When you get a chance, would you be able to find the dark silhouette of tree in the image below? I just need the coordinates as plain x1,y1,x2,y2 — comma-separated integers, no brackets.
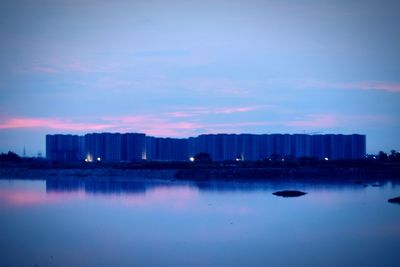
0,151,21,162
389,150,400,161
193,152,212,162
378,151,388,160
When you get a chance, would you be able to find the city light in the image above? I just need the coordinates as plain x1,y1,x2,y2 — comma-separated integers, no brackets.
189,157,195,162
97,157,101,161
324,157,329,161
85,153,93,163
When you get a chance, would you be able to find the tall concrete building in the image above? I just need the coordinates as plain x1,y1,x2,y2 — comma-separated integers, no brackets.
146,137,188,161
46,133,366,162
125,133,146,161
46,134,84,162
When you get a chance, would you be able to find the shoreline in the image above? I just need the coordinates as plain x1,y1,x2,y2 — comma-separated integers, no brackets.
1,161,399,181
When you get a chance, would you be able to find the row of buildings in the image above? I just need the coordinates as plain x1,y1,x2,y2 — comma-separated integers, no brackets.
46,133,366,162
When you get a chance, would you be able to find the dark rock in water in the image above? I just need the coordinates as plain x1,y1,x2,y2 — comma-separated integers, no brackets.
388,197,400,204
273,190,307,197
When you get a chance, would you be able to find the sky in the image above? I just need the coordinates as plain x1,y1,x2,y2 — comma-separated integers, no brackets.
0,0,399,156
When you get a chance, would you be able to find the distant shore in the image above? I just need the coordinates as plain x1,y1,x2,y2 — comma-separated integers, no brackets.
1,160,399,181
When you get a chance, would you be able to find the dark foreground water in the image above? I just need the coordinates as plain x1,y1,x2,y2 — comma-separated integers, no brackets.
0,177,400,267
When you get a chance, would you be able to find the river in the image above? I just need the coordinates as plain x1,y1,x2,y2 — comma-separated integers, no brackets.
0,177,399,266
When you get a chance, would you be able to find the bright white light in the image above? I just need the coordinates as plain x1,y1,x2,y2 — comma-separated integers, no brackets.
97,157,101,161
189,157,195,162
86,153,93,163
324,157,329,161
373,156,376,159
236,158,241,161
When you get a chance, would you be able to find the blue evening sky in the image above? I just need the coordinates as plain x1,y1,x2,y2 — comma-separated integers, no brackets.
0,0,399,156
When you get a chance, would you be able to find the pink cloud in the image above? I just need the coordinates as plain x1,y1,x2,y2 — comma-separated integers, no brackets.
31,66,58,74
166,105,267,118
285,114,389,128
0,114,271,137
300,80,400,93
0,114,336,136
174,78,253,98
0,115,200,137
286,114,340,128
166,111,195,118
0,118,113,131
352,81,400,92
217,106,259,114
28,58,121,75
165,107,210,118
64,62,89,72
204,121,274,129
0,110,385,138
101,115,200,137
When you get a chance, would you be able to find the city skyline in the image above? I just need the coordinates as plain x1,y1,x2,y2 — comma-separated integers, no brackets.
46,132,366,162
1,0,399,155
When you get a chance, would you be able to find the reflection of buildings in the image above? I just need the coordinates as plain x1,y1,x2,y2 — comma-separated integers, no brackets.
46,133,366,162
45,178,362,195
46,178,147,194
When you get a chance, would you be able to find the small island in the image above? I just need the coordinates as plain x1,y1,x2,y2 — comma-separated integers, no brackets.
273,190,307,197
388,197,400,204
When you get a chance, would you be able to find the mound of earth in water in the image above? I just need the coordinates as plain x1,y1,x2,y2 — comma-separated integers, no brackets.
388,197,400,204
273,190,307,197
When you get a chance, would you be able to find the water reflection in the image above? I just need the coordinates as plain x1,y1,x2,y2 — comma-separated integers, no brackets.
44,177,391,195
1,178,400,267
47,178,148,194
1,178,398,209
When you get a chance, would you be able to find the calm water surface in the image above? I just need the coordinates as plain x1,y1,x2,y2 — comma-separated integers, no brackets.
0,177,399,267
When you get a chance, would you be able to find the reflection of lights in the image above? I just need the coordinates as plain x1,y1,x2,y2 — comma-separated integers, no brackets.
281,158,285,162
189,157,195,162
373,156,376,159
324,157,329,161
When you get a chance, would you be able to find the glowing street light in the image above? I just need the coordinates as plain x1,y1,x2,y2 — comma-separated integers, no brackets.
189,157,195,162
85,153,93,163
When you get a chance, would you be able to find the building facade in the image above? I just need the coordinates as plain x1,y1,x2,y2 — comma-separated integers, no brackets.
46,134,85,162
46,133,366,162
